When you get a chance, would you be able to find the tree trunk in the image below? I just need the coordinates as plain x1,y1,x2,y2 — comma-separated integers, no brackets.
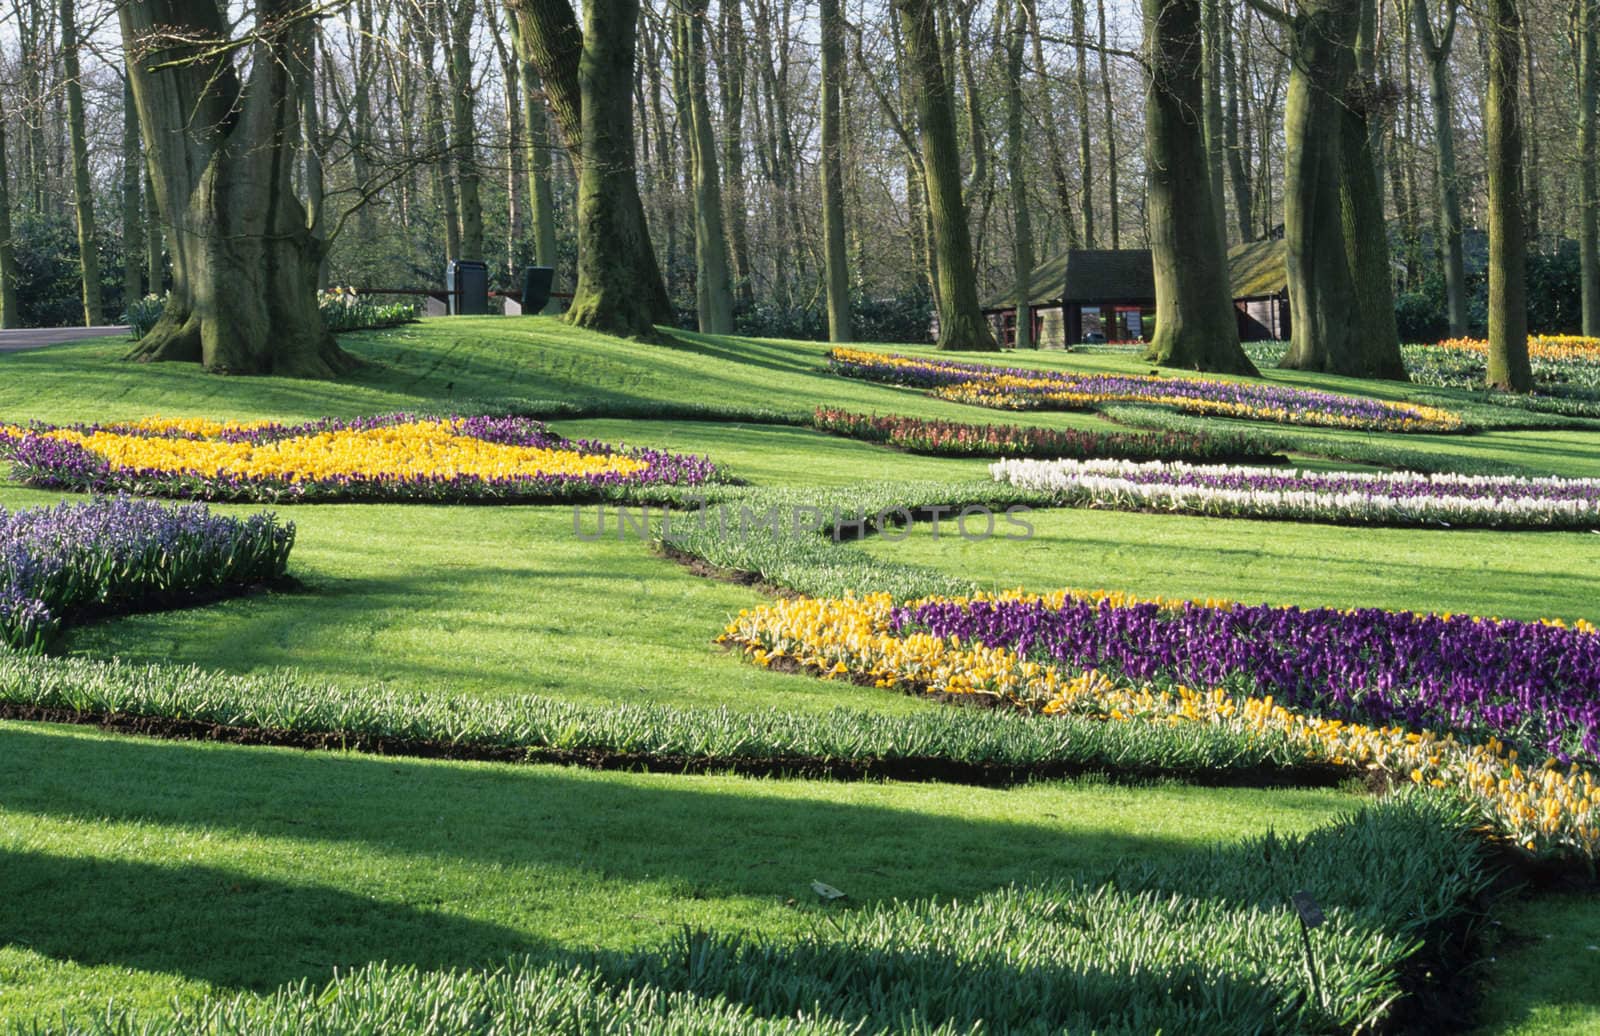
894,0,997,350
122,75,145,305
1581,0,1599,335
716,0,755,306
1412,0,1467,336
1278,0,1363,375
121,0,353,376
144,170,164,294
449,0,484,260
0,119,20,328
518,59,562,311
1097,0,1121,248
679,2,735,334
1486,0,1532,390
1223,0,1254,241
421,17,462,262
1145,0,1257,375
1201,0,1228,245
62,0,103,326
291,20,329,290
1073,0,1095,246
561,0,659,337
1006,0,1034,349
1521,21,1540,247
1342,0,1406,379
508,0,672,323
1027,0,1079,248
820,0,853,341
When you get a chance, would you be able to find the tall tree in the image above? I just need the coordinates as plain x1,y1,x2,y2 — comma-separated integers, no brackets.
1026,0,1079,248
513,53,561,310
1253,0,1401,377
122,76,144,304
1266,0,1361,373
819,0,853,341
0,118,19,328
1005,0,1034,347
122,0,353,375
568,0,659,335
448,0,485,260
61,0,103,326
1201,0,1228,244
420,4,462,261
678,0,735,333
1072,0,1095,245
1486,0,1532,390
507,0,673,326
1580,0,1600,335
715,0,755,305
1096,0,1120,247
893,0,996,349
1412,0,1468,335
1145,0,1258,374
1222,0,1255,241
1341,0,1406,378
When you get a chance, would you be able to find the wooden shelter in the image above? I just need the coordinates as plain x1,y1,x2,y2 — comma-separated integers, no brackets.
983,240,1290,348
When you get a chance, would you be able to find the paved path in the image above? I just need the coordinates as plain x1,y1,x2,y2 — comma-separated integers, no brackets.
0,326,130,352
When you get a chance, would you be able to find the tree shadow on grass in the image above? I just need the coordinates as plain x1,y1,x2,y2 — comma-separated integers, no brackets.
0,722,1349,1007
0,847,538,993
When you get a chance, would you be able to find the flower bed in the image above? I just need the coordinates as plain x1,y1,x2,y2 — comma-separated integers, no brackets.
826,346,1464,432
719,592,1600,858
1243,338,1600,418
991,456,1600,529
809,407,1280,463
895,589,1600,764
1,414,721,503
0,496,294,651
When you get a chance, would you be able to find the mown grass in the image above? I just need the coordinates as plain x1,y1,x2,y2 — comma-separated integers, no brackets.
1474,895,1600,1035
0,720,1354,1024
860,505,1600,624
3,322,1599,1032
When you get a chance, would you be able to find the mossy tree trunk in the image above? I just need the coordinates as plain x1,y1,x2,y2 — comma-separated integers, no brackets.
1412,0,1467,336
1580,0,1600,336
678,0,735,334
893,0,996,350
1486,0,1532,391
508,0,672,328
561,0,659,337
1096,0,1121,247
1275,0,1362,375
0,119,20,328
1005,0,1034,349
449,0,484,261
1201,0,1228,246
516,59,563,313
121,0,354,376
1341,0,1406,379
820,0,853,341
1072,0,1095,246
62,0,103,327
121,75,144,304
1144,0,1258,375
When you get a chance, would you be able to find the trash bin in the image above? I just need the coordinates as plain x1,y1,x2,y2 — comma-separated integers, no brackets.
520,266,554,315
446,259,488,316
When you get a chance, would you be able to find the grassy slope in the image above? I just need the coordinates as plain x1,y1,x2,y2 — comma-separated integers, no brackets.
859,508,1600,624
0,721,1353,1022
2,321,1598,1031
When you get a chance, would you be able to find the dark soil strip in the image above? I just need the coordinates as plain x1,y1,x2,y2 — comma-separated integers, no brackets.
0,702,1353,791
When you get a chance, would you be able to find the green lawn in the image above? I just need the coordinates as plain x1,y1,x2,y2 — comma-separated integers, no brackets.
1,321,1598,1032
0,721,1354,1023
858,506,1600,623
